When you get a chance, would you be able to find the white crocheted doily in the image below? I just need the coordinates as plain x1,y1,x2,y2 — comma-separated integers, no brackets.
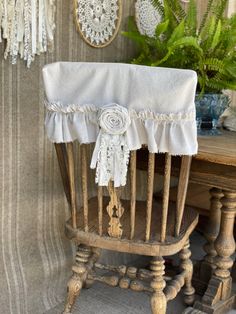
135,0,162,38
75,0,121,47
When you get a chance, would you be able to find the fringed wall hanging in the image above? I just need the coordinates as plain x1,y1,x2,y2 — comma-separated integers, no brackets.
74,0,122,48
135,0,162,38
0,0,56,67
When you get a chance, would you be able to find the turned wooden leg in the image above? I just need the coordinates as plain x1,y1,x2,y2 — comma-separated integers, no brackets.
193,188,223,296
84,247,101,289
213,190,236,300
180,240,195,306
203,188,223,267
194,190,236,313
150,257,167,314
63,245,91,314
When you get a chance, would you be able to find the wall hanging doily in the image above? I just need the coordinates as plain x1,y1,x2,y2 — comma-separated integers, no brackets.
74,0,122,48
135,0,162,38
0,0,56,68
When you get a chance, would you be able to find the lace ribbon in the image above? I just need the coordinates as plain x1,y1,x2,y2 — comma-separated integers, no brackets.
90,104,131,187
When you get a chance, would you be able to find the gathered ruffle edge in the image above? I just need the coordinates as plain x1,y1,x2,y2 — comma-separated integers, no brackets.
45,100,196,122
44,100,198,156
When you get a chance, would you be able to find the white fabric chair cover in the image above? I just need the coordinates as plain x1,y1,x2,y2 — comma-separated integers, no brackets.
43,62,198,187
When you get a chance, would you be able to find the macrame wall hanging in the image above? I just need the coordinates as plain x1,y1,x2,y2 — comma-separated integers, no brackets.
74,0,122,48
135,0,162,38
0,0,56,68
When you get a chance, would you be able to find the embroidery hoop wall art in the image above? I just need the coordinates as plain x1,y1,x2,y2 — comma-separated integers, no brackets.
74,0,122,48
135,0,162,38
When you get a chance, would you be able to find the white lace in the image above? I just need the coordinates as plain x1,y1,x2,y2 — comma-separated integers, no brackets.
135,0,163,38
90,104,131,187
0,0,56,67
76,0,119,46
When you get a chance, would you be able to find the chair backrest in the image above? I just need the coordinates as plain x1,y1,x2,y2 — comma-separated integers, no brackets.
43,62,198,243
55,141,192,242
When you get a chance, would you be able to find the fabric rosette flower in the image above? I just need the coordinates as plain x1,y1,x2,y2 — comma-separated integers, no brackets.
91,103,131,187
98,104,131,135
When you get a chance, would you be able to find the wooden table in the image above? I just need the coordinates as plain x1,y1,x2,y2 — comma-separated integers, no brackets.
188,130,236,314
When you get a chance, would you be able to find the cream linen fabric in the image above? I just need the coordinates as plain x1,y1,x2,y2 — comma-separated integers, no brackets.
43,62,198,155
43,62,198,187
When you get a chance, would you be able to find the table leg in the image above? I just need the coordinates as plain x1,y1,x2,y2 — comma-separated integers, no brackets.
203,188,223,266
193,188,222,295
193,190,236,313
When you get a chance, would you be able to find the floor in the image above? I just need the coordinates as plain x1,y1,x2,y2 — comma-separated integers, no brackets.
45,231,236,314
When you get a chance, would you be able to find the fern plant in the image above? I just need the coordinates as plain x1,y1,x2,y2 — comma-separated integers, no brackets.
122,0,236,95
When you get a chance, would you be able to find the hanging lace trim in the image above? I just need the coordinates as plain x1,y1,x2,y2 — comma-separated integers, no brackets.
91,132,130,187
0,0,56,67
90,104,131,187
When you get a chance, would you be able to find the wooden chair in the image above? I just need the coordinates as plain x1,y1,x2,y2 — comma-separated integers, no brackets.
43,62,199,314
54,143,198,314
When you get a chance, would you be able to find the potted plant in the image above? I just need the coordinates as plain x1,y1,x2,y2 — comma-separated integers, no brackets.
123,0,236,134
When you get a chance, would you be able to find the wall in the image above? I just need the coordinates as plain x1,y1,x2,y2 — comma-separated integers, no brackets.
0,1,135,313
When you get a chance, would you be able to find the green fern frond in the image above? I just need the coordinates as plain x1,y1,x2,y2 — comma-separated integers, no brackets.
167,19,185,46
210,20,222,50
122,31,146,45
169,36,202,54
212,0,228,23
199,15,215,45
162,0,179,29
225,61,236,78
152,36,203,66
155,19,169,37
204,58,226,74
186,0,197,36
207,77,236,91
132,53,153,66
123,0,236,93
151,0,165,19
199,0,215,33
165,0,186,20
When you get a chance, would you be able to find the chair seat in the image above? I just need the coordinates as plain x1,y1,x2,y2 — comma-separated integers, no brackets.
65,197,198,257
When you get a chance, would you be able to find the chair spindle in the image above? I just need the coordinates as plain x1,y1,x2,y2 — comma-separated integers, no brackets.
130,151,137,240
54,143,71,205
81,144,89,232
98,186,103,236
67,142,77,229
175,156,192,237
160,154,172,243
145,153,155,242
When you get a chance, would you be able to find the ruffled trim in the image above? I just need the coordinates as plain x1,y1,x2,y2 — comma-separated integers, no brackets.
45,100,195,122
44,101,198,156
45,101,98,113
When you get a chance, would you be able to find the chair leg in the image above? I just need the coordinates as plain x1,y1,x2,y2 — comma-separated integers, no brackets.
179,240,195,306
63,245,92,314
84,247,101,289
150,256,167,314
